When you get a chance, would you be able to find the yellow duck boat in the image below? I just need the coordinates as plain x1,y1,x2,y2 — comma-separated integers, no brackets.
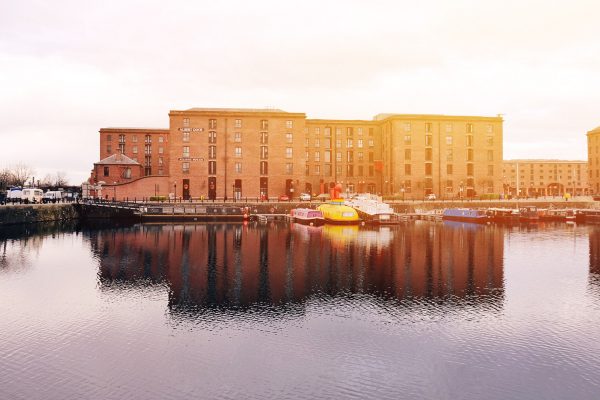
317,199,360,224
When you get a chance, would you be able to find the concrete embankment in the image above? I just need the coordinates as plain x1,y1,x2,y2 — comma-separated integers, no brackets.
0,204,79,226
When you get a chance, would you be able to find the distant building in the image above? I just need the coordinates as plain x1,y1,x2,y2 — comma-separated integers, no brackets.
88,108,504,200
502,160,589,197
587,126,600,194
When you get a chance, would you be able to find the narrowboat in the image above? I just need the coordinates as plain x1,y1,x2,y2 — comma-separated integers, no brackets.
538,209,576,222
486,207,520,223
290,208,325,226
317,200,360,224
519,206,539,222
442,208,489,224
575,209,600,223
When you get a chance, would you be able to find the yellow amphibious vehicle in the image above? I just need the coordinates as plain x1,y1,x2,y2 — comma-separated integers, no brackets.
317,199,360,224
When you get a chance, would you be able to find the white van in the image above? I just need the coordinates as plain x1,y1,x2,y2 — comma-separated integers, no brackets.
43,191,63,203
7,187,23,204
22,188,43,204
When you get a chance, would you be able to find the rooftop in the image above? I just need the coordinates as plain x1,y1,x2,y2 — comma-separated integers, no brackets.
95,153,140,166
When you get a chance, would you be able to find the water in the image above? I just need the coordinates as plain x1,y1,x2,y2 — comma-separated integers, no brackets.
1,221,599,399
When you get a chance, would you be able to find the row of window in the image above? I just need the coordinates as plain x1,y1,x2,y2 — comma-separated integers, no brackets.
402,134,494,147
182,161,281,176
305,138,374,148
305,164,375,177
308,151,374,163
402,122,494,134
403,164,495,177
182,118,293,130
180,146,293,159
106,134,164,143
400,149,494,162
306,127,374,137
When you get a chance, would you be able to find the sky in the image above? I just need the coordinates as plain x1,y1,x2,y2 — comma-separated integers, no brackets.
1,0,600,185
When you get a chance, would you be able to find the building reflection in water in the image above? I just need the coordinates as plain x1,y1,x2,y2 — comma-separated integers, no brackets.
588,226,600,290
91,221,505,312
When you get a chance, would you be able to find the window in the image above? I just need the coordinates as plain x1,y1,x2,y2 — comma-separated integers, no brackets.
285,163,293,174
336,152,342,162
158,147,163,154
347,151,354,162
183,118,189,127
347,127,353,136
404,135,411,145
336,127,342,136
425,163,432,175
305,164,310,176
467,163,474,176
314,152,320,162
118,142,125,154
285,147,293,158
286,132,293,143
488,165,494,176
314,138,320,147
358,165,364,176
132,135,138,142
466,135,473,146
260,120,268,130
182,162,190,174
234,132,241,142
158,157,163,166
357,139,363,148
106,134,112,142
405,164,411,175
324,138,331,149
208,161,216,175
425,135,433,146
447,164,453,174
260,161,268,175
133,145,138,154
446,136,453,145
103,166,109,176
315,165,321,175
404,123,411,132
158,168,163,175
145,135,152,144
445,124,453,133
144,144,151,155
358,152,364,161
324,150,331,162
235,119,242,128
183,132,190,142
486,135,494,146
368,139,374,147
466,123,473,133
336,165,342,175
346,164,354,177
209,145,216,159
324,127,331,136
260,132,268,144
425,148,432,161
261,146,268,159
446,149,453,162
425,122,432,132
405,149,411,160
335,139,341,148
286,120,293,129
369,166,374,176
487,150,494,161
158,136,164,143
347,138,353,148
209,119,217,129
183,146,190,158
118,134,125,143
235,162,242,173
235,146,242,158
487,124,493,133
467,148,474,161
209,131,217,144
368,152,374,162
315,127,320,135
357,127,363,135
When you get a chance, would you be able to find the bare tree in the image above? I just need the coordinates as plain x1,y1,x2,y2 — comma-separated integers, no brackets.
54,171,68,187
40,174,53,188
10,163,35,187
0,168,12,189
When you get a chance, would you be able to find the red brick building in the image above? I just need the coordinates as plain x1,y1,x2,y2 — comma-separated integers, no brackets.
88,107,504,200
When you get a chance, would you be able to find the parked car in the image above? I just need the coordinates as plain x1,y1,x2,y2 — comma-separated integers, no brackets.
43,191,63,203
299,193,311,201
22,188,43,204
425,193,437,200
7,187,23,204
278,194,290,201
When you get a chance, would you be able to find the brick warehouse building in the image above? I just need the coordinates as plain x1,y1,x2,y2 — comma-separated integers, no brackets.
89,108,503,200
502,160,590,197
587,125,600,194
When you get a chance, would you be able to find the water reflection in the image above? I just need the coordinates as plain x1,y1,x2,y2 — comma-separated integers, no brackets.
588,226,600,290
92,221,505,313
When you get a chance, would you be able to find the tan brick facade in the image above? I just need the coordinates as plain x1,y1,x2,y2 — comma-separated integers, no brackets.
89,108,505,200
503,160,589,197
588,126,600,194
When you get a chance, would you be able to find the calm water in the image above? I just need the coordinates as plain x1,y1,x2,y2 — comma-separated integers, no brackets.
1,220,599,400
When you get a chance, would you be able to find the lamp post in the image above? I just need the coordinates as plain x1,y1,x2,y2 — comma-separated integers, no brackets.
174,183,177,202
232,183,235,203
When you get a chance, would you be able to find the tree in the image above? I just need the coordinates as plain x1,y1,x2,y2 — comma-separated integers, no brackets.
0,168,12,189
54,171,68,187
10,163,35,187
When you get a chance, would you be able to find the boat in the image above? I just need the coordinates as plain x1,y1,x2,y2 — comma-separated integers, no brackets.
575,209,600,223
344,193,401,224
317,199,360,224
519,205,539,222
442,208,489,224
538,209,576,222
486,207,520,223
290,208,325,226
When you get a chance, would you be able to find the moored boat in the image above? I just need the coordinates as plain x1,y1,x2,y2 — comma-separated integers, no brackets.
575,209,600,223
442,208,489,224
317,200,360,224
290,208,325,226
519,206,539,222
486,207,520,223
344,193,401,224
538,208,576,222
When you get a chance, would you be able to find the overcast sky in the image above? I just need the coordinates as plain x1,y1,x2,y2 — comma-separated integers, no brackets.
1,0,599,184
